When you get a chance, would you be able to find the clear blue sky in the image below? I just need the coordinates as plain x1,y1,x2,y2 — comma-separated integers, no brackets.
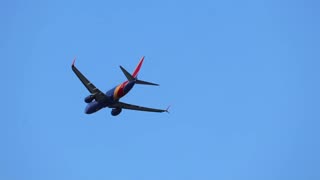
2,0,320,179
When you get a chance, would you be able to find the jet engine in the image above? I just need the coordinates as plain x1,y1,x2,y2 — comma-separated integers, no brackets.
84,95,94,103
111,108,122,116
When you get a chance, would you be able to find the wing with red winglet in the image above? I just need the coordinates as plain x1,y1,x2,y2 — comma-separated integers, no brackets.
71,59,107,102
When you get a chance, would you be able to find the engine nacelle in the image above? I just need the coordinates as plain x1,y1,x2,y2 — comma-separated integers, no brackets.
111,108,122,116
84,95,94,103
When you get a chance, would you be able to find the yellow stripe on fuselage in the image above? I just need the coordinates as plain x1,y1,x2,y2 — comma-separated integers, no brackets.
113,84,122,100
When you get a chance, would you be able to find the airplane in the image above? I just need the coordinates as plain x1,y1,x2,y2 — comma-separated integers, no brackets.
71,56,169,116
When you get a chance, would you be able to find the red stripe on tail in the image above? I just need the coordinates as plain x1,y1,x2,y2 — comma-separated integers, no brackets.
132,56,144,78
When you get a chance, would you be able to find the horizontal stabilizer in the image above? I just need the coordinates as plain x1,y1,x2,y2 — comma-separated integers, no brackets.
136,79,159,86
120,66,134,81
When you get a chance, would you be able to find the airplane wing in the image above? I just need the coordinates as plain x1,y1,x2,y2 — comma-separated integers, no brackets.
111,102,168,113
71,59,107,102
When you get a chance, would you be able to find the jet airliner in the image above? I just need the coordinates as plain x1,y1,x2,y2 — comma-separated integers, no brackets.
72,56,168,116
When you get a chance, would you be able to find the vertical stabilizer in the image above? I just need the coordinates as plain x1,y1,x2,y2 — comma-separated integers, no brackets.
132,56,144,78
119,56,159,86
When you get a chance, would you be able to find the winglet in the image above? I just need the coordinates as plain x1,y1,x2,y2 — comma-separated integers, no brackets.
165,105,171,113
72,57,76,67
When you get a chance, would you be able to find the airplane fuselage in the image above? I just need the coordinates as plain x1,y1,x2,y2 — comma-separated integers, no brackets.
72,56,166,116
85,81,135,114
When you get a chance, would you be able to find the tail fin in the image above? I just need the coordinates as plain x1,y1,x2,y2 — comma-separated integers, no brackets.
132,56,145,78
119,56,159,86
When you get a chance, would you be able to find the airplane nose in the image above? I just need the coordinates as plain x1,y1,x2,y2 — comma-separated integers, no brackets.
85,105,94,114
85,101,101,114
84,108,90,114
